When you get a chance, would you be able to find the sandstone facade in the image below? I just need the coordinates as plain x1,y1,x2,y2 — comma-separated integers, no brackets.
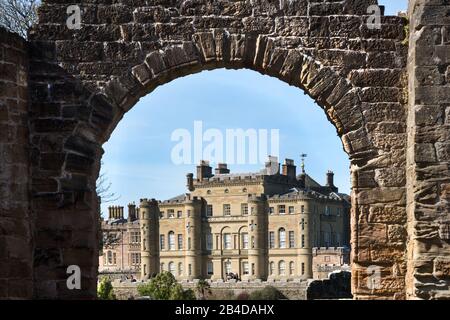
0,0,448,299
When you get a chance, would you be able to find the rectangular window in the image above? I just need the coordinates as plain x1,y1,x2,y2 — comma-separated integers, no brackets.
269,207,274,215
269,232,275,249
206,205,213,217
130,232,140,243
188,237,191,250
301,234,305,248
243,262,249,275
301,205,305,213
168,209,175,218
113,252,117,265
289,231,295,248
278,205,286,215
337,208,341,216
187,210,191,217
206,233,213,250
224,233,232,249
301,218,305,231
160,211,165,218
160,235,165,250
242,233,249,249
177,210,183,218
289,206,294,214
207,261,214,275
241,203,248,216
301,262,305,275
325,206,331,216
223,204,231,216
188,264,192,276
324,256,330,263
178,234,183,250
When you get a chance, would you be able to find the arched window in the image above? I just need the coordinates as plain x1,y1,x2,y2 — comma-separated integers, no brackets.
178,262,183,276
269,262,275,275
107,251,112,265
207,190,211,195
242,188,247,193
169,262,175,275
279,260,286,276
279,228,286,248
225,260,232,274
168,231,175,250
289,261,295,275
160,263,165,272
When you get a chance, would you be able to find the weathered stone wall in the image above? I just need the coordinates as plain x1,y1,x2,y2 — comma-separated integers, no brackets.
27,0,409,299
0,0,448,299
111,280,309,300
0,28,33,299
406,0,450,299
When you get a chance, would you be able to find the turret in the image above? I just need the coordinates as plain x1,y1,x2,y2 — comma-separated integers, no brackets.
140,198,160,280
297,202,313,279
247,194,268,280
184,195,202,280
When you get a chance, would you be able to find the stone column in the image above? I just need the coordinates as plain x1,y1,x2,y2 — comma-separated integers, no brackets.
406,0,450,300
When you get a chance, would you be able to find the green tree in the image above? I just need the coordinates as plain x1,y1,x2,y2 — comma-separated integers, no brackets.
249,286,286,300
195,279,211,300
137,272,196,300
97,278,116,300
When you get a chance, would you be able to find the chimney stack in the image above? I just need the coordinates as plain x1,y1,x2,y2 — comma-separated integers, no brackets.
128,202,136,222
265,156,280,175
326,171,338,192
282,159,296,180
196,160,213,181
215,163,230,175
186,173,194,191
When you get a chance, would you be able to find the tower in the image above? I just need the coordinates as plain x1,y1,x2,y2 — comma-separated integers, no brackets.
140,198,159,280
297,201,313,279
184,195,202,280
247,194,268,280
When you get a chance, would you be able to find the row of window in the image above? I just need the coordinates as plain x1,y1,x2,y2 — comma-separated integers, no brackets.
104,251,141,266
159,205,343,219
268,229,306,249
160,261,306,277
160,229,310,251
160,232,185,250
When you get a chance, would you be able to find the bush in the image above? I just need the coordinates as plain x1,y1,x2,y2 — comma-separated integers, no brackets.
137,271,196,300
97,278,116,300
236,291,250,300
249,286,286,300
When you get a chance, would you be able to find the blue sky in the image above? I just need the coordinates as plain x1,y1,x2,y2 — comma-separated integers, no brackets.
100,0,409,215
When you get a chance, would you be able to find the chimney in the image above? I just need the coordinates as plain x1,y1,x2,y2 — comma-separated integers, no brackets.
128,203,136,222
215,163,230,175
282,159,296,180
186,173,194,191
108,206,113,220
326,171,338,192
196,160,213,181
265,156,280,175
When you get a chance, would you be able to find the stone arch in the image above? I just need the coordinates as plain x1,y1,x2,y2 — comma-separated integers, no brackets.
19,0,413,299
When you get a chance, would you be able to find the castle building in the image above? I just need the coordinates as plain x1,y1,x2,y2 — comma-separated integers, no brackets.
99,157,350,281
